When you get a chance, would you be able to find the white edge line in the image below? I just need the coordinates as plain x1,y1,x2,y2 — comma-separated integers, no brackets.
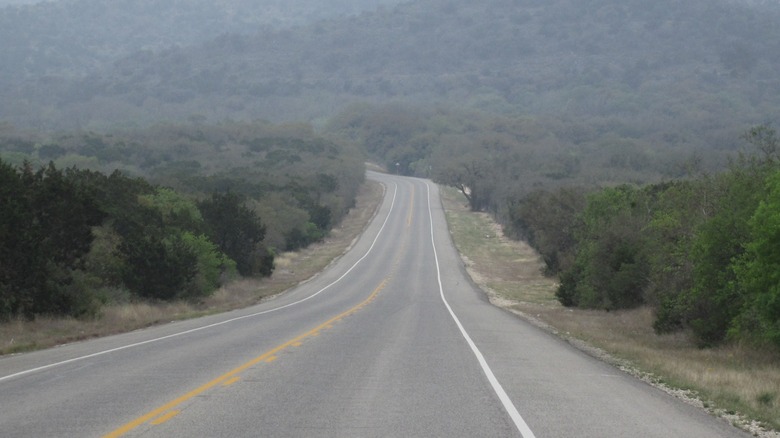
0,182,400,384
425,181,536,438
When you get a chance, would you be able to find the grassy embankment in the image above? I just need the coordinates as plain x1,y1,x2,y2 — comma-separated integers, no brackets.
440,186,780,437
0,180,385,356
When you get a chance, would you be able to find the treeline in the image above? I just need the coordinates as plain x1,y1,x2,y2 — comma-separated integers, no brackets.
326,103,729,206
0,159,270,319
0,121,365,252
511,126,780,348
0,120,365,320
337,102,779,348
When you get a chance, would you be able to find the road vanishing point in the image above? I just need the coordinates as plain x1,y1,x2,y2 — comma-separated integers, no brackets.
0,172,749,437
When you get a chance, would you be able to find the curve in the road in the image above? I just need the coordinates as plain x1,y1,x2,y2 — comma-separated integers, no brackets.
0,182,399,385
424,181,536,438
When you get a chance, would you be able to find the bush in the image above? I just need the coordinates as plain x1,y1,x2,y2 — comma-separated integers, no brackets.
120,232,198,301
284,222,325,251
509,187,587,276
181,232,237,298
556,185,650,310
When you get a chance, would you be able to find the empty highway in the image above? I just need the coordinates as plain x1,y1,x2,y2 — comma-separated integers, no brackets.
0,172,748,437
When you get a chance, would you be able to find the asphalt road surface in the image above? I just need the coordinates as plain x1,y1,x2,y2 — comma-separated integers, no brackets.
0,172,749,437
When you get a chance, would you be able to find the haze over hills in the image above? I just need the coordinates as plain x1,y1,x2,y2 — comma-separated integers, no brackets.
0,0,406,82
0,0,46,5
1,0,779,139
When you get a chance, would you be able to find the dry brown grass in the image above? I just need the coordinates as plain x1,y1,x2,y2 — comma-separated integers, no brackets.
0,179,384,356
440,186,780,436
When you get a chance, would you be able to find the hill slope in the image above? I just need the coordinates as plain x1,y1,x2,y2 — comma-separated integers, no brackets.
1,0,779,133
0,0,404,82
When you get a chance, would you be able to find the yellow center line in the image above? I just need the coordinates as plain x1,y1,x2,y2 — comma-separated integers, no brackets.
103,278,389,438
221,376,241,387
150,411,180,426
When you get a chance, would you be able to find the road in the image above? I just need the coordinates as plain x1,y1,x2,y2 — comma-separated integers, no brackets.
0,172,749,437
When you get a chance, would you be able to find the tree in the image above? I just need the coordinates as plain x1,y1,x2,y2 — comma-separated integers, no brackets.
643,180,705,334
556,185,650,310
0,159,29,318
509,187,587,275
198,192,273,277
139,187,204,232
683,162,769,345
742,124,779,163
669,125,780,345
135,187,235,300
432,134,498,212
732,170,780,346
120,231,198,301
0,160,104,319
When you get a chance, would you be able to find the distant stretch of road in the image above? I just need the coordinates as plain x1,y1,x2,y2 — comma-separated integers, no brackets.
0,171,748,437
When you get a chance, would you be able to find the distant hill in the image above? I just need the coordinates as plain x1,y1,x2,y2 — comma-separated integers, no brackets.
1,0,779,135
0,0,49,5
0,0,404,82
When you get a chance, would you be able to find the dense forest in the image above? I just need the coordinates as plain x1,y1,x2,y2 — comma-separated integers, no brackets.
0,0,405,83
0,0,41,5
1,0,779,138
0,121,364,320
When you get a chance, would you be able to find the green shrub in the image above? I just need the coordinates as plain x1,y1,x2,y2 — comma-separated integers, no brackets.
556,185,650,310
732,170,780,346
181,232,237,299
120,233,198,301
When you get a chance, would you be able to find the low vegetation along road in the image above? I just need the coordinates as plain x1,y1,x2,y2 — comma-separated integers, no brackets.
0,172,748,437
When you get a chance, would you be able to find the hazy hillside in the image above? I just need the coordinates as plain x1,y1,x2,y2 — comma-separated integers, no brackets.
0,0,48,5
1,0,779,135
0,0,406,82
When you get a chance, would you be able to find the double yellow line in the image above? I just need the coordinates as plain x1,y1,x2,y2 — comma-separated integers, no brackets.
104,279,389,438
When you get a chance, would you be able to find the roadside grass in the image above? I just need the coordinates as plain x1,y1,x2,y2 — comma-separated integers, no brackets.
440,186,780,436
0,180,384,356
